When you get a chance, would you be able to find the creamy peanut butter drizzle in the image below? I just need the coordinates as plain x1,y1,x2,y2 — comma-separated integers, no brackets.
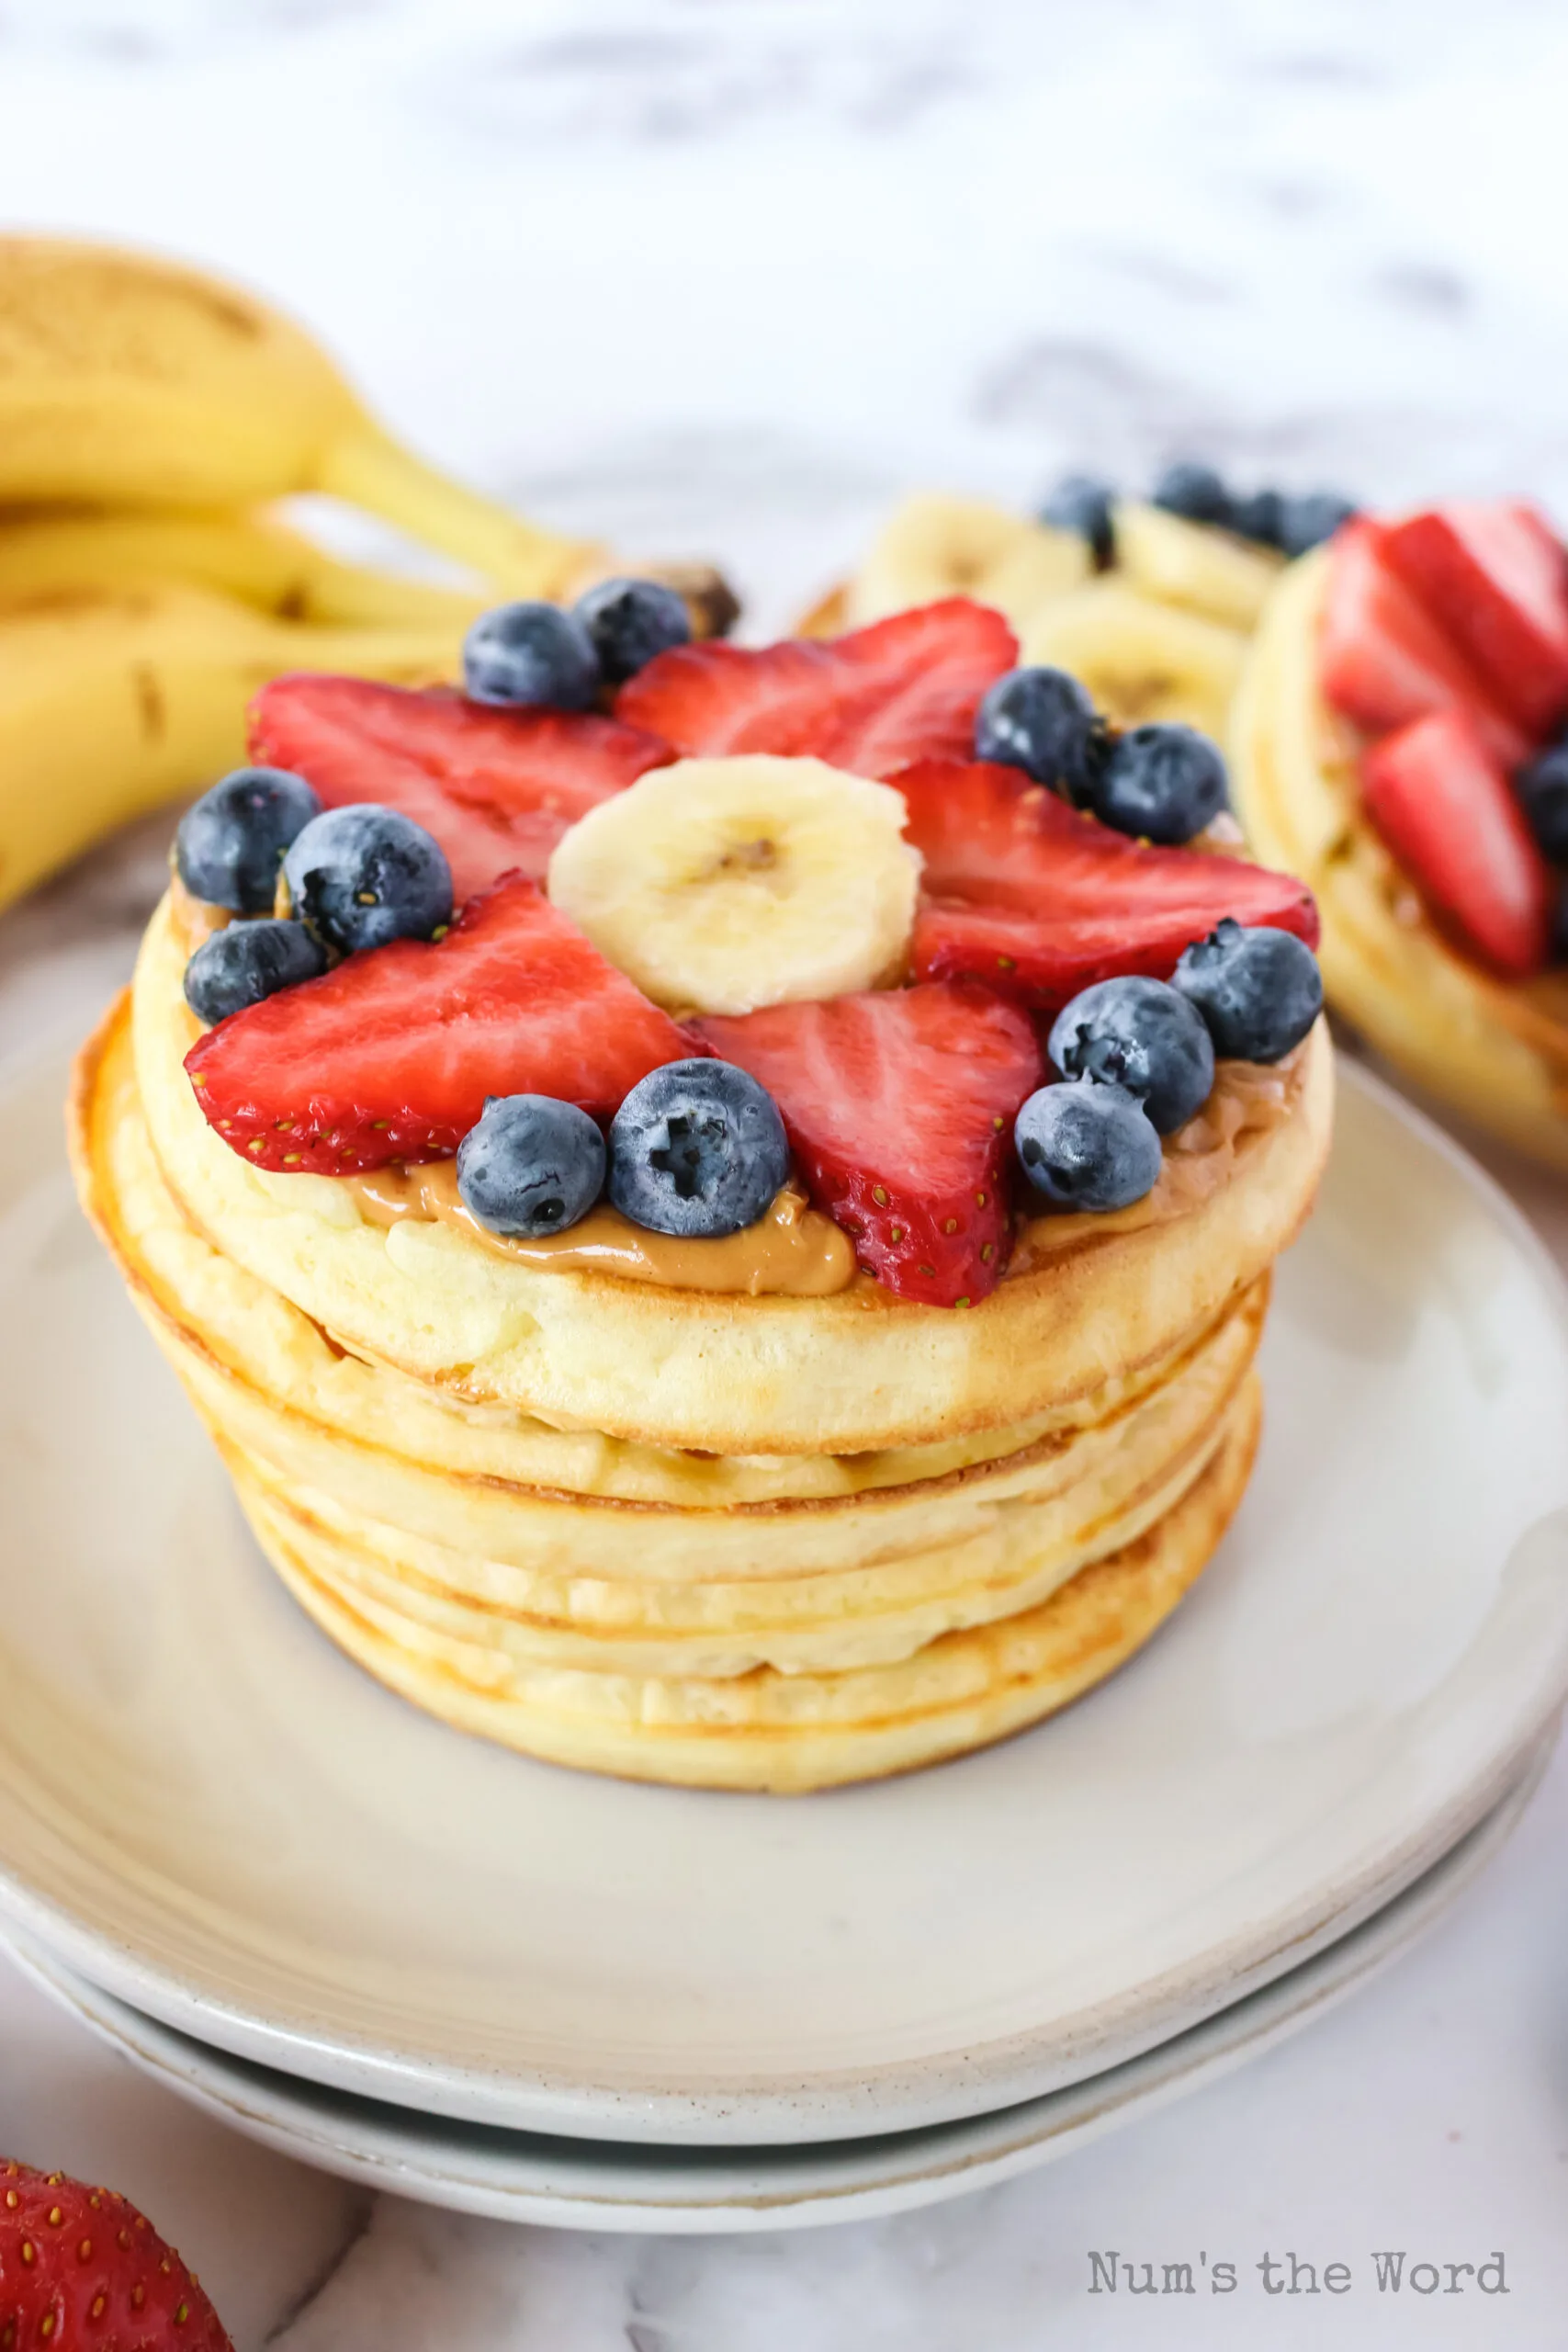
346,1159,858,1297
1010,1043,1308,1271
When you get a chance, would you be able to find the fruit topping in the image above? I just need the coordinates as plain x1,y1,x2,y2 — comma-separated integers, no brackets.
973,664,1106,802
175,764,321,914
615,597,1018,779
1152,459,1231,527
900,759,1318,1011
609,1059,789,1238
282,803,452,954
1089,720,1228,845
1228,488,1285,548
1015,1079,1162,1214
0,2155,233,2350
575,574,693,684
249,674,671,901
1320,518,1531,767
185,873,694,1172
1359,708,1553,979
1039,472,1115,568
1276,491,1357,558
547,754,920,1017
184,916,328,1025
1048,976,1214,1134
695,982,1043,1307
1514,737,1568,863
1382,501,1568,737
463,598,600,710
457,1094,607,1238
1173,920,1325,1061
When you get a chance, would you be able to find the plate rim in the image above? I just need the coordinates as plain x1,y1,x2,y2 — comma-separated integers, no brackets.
6,1726,1552,2233
2,1049,1567,2142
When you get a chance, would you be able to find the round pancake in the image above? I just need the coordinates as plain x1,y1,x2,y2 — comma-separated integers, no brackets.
249,1377,1261,1792
74,1000,1261,1669
80,983,1269,1514
128,890,1333,1452
1233,548,1568,1170
222,1376,1236,1677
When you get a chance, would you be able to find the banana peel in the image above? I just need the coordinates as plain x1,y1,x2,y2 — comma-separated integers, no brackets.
0,577,465,914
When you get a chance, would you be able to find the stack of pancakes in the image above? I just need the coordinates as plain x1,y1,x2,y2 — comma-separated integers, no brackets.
1234,548,1568,1170
70,891,1332,1792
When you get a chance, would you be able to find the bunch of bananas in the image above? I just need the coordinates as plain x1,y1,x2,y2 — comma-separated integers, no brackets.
0,237,623,913
826,490,1283,741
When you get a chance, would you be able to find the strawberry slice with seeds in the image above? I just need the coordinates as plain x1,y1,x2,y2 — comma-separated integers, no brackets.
901,760,1318,1011
186,873,694,1172
249,674,673,904
1319,518,1530,767
1360,707,1553,978
0,2155,232,2349
696,983,1042,1307
615,598,1018,778
1381,500,1568,737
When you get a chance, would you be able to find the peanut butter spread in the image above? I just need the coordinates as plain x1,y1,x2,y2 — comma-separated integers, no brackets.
1010,1043,1307,1272
346,1160,857,1296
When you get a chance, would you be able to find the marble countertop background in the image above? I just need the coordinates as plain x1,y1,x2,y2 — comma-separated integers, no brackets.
2,2,1568,2345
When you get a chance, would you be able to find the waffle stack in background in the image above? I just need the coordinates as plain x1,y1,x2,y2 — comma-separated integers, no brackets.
70,884,1332,1793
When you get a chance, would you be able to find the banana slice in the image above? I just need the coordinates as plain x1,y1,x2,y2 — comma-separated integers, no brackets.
1112,500,1281,630
547,755,921,1017
845,492,1089,628
1020,579,1247,740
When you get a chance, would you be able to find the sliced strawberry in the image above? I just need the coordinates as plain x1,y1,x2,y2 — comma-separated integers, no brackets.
615,598,1018,779
248,675,673,905
1319,519,1532,767
186,874,694,1172
899,760,1318,1011
695,984,1042,1307
1381,500,1568,738
1359,708,1553,979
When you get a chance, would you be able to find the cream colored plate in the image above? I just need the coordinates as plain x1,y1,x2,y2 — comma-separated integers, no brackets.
5,1738,1551,2233
0,1041,1566,2143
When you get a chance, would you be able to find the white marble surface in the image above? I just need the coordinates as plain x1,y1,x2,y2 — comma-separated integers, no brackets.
2,1,1568,2345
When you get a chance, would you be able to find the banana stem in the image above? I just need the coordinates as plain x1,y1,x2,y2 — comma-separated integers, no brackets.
318,420,604,602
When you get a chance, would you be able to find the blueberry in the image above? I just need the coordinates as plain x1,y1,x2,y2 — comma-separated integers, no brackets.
1514,741,1568,863
1276,492,1357,559
975,665,1107,803
282,805,453,955
1039,472,1115,568
463,601,601,710
573,575,692,684
183,918,327,1026
1048,975,1215,1135
1173,919,1325,1062
1228,488,1285,548
608,1059,788,1238
1151,460,1231,527
457,1094,606,1239
175,766,321,915
1015,1080,1161,1213
1089,723,1228,844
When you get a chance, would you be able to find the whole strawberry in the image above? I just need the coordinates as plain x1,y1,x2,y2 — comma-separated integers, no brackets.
0,2159,231,2351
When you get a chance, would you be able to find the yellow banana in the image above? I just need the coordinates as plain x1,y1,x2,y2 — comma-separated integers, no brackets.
0,577,464,913
0,507,489,632
0,238,598,596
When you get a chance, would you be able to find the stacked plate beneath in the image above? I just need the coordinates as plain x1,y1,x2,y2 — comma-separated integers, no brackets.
3,1042,1567,2222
